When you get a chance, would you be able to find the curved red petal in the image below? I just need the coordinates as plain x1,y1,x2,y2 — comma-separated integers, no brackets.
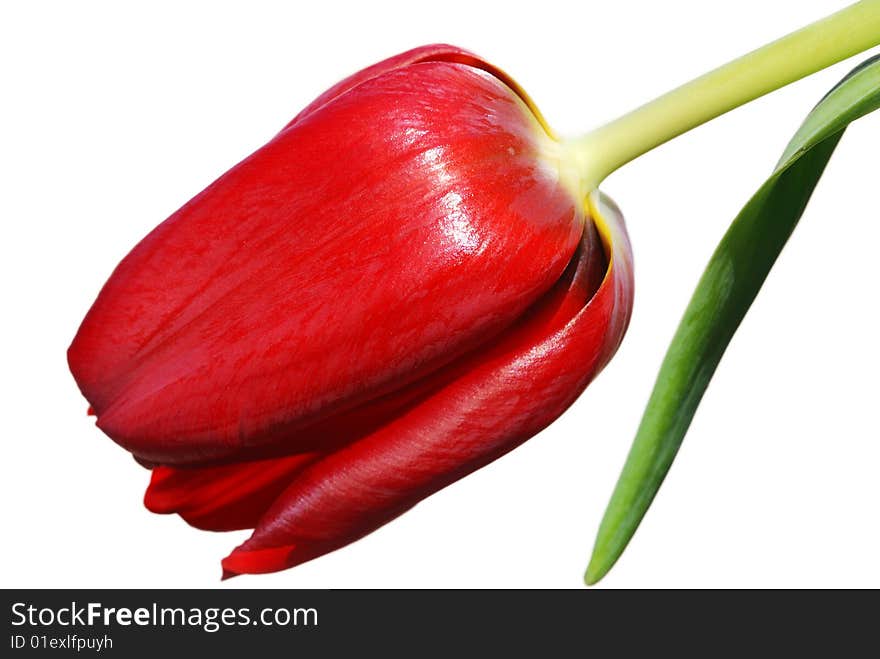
289,44,476,126
289,44,554,138
69,58,582,463
222,193,633,576
144,453,318,531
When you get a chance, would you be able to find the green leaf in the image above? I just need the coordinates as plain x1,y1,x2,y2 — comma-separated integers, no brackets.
586,54,880,586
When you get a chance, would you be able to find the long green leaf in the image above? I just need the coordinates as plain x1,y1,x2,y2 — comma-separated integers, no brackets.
586,54,880,585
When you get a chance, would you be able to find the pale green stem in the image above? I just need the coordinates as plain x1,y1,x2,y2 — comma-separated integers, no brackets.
567,0,880,189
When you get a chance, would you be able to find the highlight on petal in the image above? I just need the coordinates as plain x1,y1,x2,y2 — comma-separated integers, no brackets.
222,193,633,576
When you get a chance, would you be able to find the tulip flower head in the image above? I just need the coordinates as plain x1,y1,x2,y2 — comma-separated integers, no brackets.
68,45,634,576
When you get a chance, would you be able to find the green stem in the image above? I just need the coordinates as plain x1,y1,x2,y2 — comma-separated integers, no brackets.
567,0,880,189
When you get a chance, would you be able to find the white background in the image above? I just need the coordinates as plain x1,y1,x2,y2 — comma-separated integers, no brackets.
2,0,878,588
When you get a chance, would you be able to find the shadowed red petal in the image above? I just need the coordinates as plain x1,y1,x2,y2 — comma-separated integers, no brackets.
138,370,446,534
145,453,318,531
69,55,582,464
222,193,633,576
131,366,436,468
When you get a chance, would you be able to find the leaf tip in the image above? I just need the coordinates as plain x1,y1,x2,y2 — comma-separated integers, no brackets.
583,553,611,586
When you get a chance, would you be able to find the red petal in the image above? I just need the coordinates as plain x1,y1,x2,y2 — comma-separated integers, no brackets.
144,334,512,532
222,193,633,576
69,56,582,464
289,45,476,126
288,44,552,138
144,453,318,531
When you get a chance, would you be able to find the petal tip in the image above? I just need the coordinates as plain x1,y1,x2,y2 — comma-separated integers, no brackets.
221,543,300,577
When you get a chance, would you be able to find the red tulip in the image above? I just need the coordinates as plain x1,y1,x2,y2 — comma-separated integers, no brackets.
68,45,634,576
